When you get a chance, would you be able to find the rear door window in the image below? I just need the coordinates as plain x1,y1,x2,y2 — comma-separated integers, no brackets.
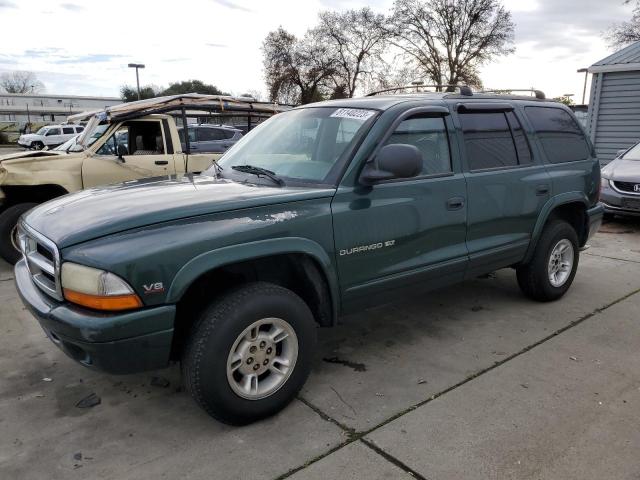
198,128,225,142
459,112,518,170
63,127,75,134
524,106,590,163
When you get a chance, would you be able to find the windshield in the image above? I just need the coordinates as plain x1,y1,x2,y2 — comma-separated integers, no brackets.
53,135,79,151
35,127,48,135
213,107,378,184
78,116,109,149
622,143,640,161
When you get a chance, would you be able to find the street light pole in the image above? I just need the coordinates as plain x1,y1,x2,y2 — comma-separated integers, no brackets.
128,63,146,100
577,68,589,105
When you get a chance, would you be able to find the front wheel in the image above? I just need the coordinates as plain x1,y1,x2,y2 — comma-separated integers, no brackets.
31,141,44,150
0,203,38,265
181,282,317,425
517,220,579,302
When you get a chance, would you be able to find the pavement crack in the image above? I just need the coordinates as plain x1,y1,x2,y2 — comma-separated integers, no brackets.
329,385,357,417
360,438,429,480
584,252,640,264
279,288,640,480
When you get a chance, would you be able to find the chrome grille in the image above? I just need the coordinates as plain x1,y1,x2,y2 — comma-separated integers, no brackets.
18,223,63,301
612,181,640,195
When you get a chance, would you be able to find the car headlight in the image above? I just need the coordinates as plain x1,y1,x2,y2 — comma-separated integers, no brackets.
61,262,142,311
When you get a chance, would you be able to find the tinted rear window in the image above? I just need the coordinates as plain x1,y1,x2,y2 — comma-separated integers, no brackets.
524,107,590,163
459,112,518,170
198,128,226,141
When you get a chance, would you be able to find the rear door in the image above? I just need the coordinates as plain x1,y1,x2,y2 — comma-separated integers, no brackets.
454,103,551,277
332,107,469,310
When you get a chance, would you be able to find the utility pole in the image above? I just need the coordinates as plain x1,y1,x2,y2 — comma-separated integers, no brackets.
128,63,146,100
577,68,589,105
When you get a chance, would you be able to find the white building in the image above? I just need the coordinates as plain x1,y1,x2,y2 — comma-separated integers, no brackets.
0,92,120,125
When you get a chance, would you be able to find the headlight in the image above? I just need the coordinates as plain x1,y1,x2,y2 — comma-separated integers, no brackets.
61,262,142,311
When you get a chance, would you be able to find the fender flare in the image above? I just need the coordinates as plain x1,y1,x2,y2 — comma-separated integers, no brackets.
166,236,340,319
522,191,589,264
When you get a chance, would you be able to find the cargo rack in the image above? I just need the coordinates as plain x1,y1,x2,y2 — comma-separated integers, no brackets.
366,84,546,100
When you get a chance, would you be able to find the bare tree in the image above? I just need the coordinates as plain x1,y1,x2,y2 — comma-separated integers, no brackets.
607,0,640,47
313,8,389,98
388,0,514,90
262,27,336,104
0,71,45,94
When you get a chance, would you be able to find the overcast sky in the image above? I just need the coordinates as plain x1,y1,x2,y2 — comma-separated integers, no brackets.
0,0,634,101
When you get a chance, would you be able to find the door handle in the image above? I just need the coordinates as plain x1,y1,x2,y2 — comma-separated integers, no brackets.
446,197,465,210
536,185,550,195
155,160,169,165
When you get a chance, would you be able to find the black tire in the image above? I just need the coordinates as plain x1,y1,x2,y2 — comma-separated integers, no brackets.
0,203,38,265
31,141,44,150
182,282,317,425
517,220,579,302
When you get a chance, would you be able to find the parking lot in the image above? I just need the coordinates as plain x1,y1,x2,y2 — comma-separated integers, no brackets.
1,218,639,480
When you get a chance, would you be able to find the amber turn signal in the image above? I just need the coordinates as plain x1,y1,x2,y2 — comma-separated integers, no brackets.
63,289,143,311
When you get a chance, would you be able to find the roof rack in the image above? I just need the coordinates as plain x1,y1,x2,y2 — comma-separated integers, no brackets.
480,88,546,100
366,84,473,97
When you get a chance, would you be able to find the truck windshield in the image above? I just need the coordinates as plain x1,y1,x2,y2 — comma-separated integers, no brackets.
77,116,109,149
213,107,378,184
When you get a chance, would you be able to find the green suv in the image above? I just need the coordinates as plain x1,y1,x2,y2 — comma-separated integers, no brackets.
14,90,603,424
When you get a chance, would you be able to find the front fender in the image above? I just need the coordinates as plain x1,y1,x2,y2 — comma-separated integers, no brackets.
523,191,590,263
166,236,340,316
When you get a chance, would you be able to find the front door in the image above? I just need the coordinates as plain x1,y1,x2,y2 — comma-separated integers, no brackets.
332,110,468,311
82,119,177,188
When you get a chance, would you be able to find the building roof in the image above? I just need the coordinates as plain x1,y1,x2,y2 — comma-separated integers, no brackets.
0,92,120,101
589,41,640,73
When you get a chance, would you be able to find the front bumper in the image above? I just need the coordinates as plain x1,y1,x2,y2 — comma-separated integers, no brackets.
15,259,176,374
601,186,640,217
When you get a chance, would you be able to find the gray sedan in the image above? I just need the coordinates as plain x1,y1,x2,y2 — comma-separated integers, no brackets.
601,144,640,217
178,125,243,154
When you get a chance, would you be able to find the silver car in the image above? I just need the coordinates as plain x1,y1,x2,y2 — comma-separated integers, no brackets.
601,143,640,217
178,124,242,154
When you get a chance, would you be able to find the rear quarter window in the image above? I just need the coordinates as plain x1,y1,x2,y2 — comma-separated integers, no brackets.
524,106,590,163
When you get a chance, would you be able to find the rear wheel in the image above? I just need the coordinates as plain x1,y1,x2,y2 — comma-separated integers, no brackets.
517,220,579,302
0,203,38,265
181,282,316,425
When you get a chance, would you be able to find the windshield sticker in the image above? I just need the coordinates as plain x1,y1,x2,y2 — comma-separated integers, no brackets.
330,108,376,121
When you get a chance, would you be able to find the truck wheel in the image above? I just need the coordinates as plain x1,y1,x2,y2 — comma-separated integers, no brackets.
0,203,38,265
182,282,317,425
517,220,579,302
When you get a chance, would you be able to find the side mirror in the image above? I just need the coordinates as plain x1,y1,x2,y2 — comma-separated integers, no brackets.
117,144,127,162
360,144,422,185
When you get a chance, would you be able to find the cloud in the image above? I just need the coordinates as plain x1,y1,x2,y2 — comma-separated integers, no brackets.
211,0,251,12
511,0,632,57
60,3,84,11
52,54,127,64
0,0,16,8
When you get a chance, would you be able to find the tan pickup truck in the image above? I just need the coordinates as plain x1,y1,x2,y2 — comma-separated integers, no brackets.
0,94,289,263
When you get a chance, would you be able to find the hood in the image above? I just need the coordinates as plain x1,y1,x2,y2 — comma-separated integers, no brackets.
0,150,65,162
24,174,334,248
602,158,640,182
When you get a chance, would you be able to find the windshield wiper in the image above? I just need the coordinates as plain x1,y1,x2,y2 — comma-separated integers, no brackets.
232,165,284,186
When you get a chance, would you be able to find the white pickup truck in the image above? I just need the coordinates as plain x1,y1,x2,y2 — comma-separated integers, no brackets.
0,94,289,263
